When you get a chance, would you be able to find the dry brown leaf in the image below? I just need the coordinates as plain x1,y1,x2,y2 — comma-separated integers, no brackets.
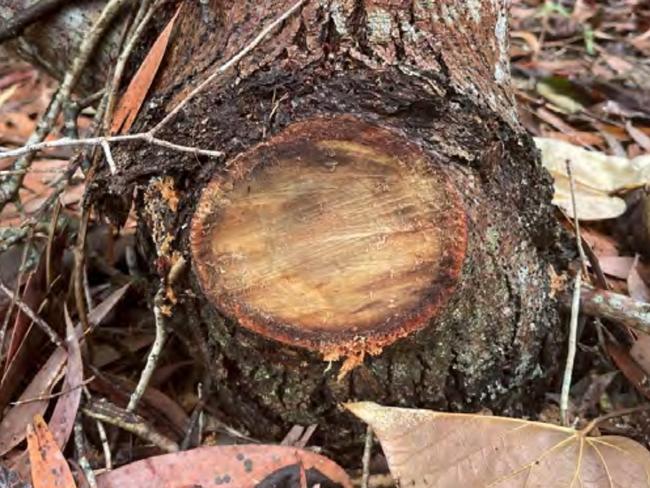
347,401,650,488
598,256,635,279
96,444,352,488
581,227,619,258
535,137,650,220
26,415,76,488
110,7,180,134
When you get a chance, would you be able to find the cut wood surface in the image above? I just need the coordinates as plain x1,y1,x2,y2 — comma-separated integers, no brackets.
191,116,467,359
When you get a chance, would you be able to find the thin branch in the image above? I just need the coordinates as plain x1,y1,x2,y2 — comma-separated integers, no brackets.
580,404,650,436
126,285,168,412
566,159,588,277
0,0,72,43
103,0,156,131
561,269,582,426
74,416,98,488
575,285,650,334
83,398,179,453
83,387,112,471
560,158,587,426
10,377,94,406
361,426,374,488
0,133,223,161
0,279,63,348
126,256,185,412
100,140,117,174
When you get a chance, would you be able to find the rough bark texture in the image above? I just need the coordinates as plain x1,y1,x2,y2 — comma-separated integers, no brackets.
5,0,567,457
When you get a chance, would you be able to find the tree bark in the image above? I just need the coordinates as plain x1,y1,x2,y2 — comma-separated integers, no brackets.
4,0,566,457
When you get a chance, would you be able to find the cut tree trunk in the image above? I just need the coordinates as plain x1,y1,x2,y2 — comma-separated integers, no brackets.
4,0,566,456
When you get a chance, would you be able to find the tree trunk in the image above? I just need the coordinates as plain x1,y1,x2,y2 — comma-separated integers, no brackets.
4,0,566,456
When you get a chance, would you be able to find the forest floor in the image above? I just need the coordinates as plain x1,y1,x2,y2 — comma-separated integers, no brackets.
1,1,650,487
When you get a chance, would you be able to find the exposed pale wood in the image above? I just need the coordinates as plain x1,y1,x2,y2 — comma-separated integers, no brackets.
191,116,467,359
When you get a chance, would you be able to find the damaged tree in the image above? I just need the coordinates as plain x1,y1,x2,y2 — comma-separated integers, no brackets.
1,0,565,454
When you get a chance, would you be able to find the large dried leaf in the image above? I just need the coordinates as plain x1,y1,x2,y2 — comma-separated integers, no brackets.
110,8,179,134
26,415,76,488
347,402,650,488
96,444,352,488
535,137,650,220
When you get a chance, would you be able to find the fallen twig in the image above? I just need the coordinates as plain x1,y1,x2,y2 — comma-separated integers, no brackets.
574,285,650,334
560,158,586,427
150,0,306,134
126,284,168,412
0,133,223,163
83,398,179,453
103,0,157,131
74,415,98,488
10,377,94,406
561,269,581,426
361,426,373,488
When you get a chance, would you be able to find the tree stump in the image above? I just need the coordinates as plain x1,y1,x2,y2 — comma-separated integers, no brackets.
190,115,468,370
2,0,567,455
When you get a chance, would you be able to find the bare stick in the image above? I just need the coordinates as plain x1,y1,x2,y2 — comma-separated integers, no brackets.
150,0,306,134
83,398,179,453
126,285,167,412
580,403,650,436
126,256,186,412
560,158,587,427
574,285,650,334
100,140,117,174
0,279,63,348
10,377,94,406
566,160,588,277
561,269,581,426
103,0,156,131
0,133,223,161
83,387,112,471
361,426,373,488
74,415,98,488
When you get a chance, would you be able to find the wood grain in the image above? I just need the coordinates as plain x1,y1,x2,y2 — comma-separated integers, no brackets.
191,116,467,357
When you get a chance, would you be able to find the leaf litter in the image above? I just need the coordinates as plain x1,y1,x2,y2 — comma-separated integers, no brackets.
2,1,650,487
